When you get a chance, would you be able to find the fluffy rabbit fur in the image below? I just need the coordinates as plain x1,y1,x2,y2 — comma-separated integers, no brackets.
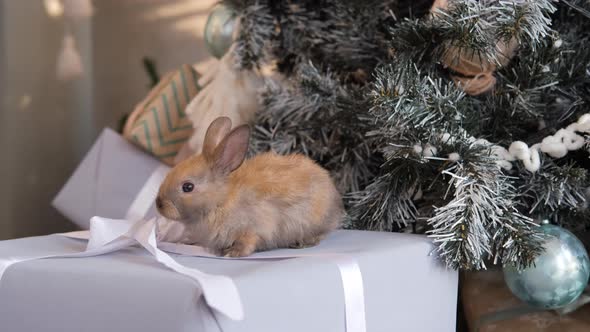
156,117,344,257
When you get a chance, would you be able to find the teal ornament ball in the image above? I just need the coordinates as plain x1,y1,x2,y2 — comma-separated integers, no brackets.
503,221,590,309
204,4,237,59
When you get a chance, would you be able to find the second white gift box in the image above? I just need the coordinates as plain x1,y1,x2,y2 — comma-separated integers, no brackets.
53,128,170,228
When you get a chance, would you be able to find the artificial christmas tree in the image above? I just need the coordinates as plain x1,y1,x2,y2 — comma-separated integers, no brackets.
223,0,590,271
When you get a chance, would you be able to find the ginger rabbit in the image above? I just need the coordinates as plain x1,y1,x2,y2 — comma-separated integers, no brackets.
156,117,344,257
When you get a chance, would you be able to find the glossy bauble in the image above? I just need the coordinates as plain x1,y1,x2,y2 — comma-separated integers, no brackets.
204,5,237,59
503,221,590,309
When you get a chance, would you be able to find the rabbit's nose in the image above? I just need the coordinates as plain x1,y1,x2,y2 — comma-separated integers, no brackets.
156,197,163,209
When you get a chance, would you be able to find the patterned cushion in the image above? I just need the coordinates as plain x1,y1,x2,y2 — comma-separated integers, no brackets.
123,65,200,165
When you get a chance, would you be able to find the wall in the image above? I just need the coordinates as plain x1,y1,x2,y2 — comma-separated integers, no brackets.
0,0,214,240
0,0,80,239
92,0,212,129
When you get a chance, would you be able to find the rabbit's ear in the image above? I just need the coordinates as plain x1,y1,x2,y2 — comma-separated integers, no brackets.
211,125,250,175
203,117,232,160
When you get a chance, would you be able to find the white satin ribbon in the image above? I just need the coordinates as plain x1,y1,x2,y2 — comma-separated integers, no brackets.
61,220,367,332
335,257,366,332
0,164,366,332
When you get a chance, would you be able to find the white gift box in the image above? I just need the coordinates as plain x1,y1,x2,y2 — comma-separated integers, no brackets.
2,127,462,332
53,128,170,228
0,229,458,332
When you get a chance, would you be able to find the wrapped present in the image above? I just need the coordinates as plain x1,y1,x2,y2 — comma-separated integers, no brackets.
462,269,590,331
0,222,458,332
53,128,169,228
123,64,200,165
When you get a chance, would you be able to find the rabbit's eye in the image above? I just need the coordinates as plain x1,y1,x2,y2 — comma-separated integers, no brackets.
182,182,194,193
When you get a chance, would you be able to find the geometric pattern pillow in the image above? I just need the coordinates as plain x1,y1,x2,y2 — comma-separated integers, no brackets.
123,64,200,165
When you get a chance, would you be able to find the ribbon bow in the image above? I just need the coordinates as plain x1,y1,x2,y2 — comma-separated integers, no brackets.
87,216,244,320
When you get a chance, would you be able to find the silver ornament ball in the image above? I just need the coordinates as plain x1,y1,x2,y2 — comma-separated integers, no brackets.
503,220,590,309
204,4,237,59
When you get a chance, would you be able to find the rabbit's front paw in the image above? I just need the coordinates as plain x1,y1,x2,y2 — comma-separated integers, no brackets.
222,232,258,257
222,246,250,257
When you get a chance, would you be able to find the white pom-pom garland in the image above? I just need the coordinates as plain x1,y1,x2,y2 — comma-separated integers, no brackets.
423,144,438,157
436,113,590,172
507,141,540,172
413,144,438,158
448,152,461,162
413,144,423,155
